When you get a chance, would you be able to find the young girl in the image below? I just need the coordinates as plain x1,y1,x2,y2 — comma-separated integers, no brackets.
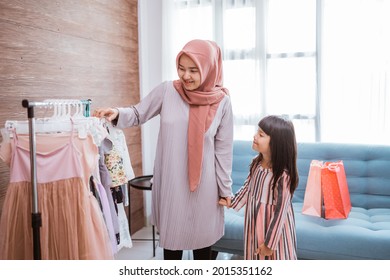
220,115,299,260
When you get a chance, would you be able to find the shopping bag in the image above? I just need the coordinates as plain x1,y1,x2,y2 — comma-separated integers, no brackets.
302,160,323,217
321,161,351,219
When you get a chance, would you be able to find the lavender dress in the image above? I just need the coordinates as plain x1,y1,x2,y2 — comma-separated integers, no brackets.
116,81,233,250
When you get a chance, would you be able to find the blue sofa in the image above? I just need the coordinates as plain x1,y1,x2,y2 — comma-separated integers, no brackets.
212,141,390,260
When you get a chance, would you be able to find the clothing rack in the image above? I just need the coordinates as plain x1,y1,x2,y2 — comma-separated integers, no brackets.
21,98,92,260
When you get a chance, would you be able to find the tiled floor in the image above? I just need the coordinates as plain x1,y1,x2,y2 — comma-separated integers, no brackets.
114,226,243,260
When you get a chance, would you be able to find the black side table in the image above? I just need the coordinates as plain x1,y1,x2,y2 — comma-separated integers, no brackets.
128,175,157,257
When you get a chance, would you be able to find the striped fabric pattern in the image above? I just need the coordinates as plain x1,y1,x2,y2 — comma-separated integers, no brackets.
231,165,297,260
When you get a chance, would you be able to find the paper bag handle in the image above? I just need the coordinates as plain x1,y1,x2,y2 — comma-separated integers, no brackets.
326,162,341,172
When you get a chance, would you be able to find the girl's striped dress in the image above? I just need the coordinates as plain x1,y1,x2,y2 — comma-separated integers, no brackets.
231,165,297,260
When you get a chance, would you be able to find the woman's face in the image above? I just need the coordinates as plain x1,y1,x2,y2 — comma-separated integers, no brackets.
177,54,201,91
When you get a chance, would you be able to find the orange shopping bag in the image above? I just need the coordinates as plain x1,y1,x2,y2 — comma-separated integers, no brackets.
321,161,351,219
302,160,323,217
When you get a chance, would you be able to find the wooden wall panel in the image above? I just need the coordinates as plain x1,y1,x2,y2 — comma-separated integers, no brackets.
0,0,144,236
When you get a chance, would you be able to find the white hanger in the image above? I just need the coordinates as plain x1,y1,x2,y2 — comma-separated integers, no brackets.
4,99,105,143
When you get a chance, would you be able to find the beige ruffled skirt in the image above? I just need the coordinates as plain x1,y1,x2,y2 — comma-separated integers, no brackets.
0,177,114,260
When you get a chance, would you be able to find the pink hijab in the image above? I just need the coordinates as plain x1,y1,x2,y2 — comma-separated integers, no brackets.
173,39,229,192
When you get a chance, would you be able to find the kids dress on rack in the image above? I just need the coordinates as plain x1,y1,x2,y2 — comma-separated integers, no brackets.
0,125,114,260
89,176,119,255
99,125,133,251
104,122,135,206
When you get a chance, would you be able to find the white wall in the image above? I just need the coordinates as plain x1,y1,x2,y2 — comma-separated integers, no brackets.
138,0,162,224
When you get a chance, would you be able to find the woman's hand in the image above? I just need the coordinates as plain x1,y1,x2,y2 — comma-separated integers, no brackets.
218,196,232,208
256,243,274,257
92,107,119,121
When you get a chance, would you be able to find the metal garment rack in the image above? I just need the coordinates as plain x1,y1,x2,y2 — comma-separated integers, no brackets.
21,98,91,260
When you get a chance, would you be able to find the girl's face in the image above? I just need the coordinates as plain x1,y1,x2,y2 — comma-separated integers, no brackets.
252,127,271,155
177,54,201,91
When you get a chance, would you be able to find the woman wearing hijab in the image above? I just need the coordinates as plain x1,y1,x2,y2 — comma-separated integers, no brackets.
93,39,234,260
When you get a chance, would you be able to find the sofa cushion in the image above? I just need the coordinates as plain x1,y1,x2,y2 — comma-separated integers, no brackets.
231,140,257,193
294,203,390,259
212,207,245,255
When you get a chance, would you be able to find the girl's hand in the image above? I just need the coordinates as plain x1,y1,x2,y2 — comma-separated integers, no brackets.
256,243,274,257
93,107,119,122
218,196,232,208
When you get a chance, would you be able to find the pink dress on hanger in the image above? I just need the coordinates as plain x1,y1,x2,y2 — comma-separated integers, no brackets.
0,131,114,260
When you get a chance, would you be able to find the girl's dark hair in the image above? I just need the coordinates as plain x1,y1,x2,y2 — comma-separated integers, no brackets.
249,115,299,194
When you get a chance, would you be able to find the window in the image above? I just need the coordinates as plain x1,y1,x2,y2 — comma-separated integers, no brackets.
321,0,390,144
163,0,390,145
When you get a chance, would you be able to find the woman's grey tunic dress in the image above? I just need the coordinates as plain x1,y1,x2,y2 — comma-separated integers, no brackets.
116,81,233,250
